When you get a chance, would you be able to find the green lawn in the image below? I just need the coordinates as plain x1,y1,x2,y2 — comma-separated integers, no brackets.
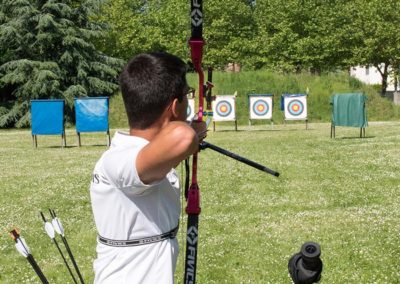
1,122,399,283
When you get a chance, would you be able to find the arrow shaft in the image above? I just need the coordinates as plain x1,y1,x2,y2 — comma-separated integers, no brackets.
61,236,85,284
49,209,85,284
54,239,78,284
27,254,49,284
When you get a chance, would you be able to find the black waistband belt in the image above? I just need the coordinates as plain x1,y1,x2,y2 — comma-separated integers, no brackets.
98,226,179,247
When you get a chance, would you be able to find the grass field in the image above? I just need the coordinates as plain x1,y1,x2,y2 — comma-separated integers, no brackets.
1,121,400,283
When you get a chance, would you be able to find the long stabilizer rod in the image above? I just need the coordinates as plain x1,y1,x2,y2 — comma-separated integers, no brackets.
199,141,280,177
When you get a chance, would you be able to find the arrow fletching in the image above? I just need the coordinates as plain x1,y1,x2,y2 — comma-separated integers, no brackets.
40,211,56,239
49,209,65,236
15,236,30,257
51,217,64,236
45,222,55,239
10,229,30,258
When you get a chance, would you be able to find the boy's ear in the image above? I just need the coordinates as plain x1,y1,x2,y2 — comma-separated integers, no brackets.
170,98,180,119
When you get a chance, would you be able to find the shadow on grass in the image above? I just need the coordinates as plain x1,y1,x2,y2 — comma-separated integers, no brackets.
211,129,245,133
334,136,376,139
40,144,108,149
77,144,109,147
36,145,76,149
212,128,315,133
333,136,376,140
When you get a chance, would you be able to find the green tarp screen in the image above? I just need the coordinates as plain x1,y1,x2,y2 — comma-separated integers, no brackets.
331,93,368,128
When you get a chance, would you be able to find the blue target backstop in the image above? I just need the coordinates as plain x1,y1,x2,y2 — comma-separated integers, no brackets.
74,97,110,146
31,99,66,147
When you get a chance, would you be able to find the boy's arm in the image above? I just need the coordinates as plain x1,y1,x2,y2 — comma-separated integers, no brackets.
136,121,200,184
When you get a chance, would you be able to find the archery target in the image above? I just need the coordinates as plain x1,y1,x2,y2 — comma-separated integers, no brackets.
284,95,307,120
186,98,195,121
212,96,236,121
249,96,273,119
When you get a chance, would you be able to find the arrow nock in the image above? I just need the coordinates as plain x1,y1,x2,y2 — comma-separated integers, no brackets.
9,228,20,241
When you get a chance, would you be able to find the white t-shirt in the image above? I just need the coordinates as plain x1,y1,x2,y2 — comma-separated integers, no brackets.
90,131,181,284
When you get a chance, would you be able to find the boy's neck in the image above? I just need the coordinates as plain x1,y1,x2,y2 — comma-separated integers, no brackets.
129,120,168,142
129,128,157,141
129,105,174,141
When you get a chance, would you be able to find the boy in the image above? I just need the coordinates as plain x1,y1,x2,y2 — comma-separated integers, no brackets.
90,52,206,283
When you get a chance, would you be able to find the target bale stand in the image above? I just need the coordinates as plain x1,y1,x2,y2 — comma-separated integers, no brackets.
31,100,66,148
248,94,274,126
74,97,110,146
330,93,368,138
281,94,308,129
212,95,237,131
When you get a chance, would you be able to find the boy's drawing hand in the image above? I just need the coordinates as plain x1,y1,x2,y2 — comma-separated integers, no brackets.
191,121,207,141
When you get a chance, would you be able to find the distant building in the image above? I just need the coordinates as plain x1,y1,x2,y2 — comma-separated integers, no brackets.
225,62,241,72
350,65,397,91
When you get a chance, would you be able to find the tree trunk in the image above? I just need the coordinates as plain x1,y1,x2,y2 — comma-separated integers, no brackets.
376,63,389,97
381,73,388,97
393,64,399,91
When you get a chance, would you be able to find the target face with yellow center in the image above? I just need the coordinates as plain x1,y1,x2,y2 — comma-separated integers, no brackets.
287,99,303,116
212,96,236,121
249,96,273,119
186,98,195,121
216,101,231,117
284,95,307,120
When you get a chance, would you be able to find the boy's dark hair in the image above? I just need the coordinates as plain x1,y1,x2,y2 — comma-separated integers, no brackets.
119,52,188,129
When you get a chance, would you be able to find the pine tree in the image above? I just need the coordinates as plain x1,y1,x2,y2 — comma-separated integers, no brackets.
0,0,123,128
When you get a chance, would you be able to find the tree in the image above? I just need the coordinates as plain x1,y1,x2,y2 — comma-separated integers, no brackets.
74,0,400,82
97,0,189,60
0,0,123,128
251,0,357,73
351,0,400,95
204,0,256,69
98,0,257,69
